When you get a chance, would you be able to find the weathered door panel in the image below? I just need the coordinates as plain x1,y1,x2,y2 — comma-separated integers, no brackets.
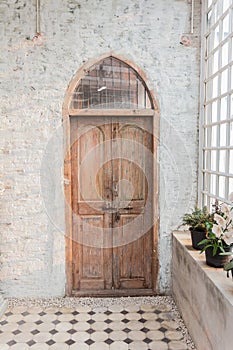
112,117,153,290
71,117,112,291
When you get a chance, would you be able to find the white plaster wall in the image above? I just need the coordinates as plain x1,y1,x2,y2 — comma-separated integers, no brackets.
0,0,200,297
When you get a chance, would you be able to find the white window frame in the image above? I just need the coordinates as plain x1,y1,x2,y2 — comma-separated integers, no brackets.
199,0,233,209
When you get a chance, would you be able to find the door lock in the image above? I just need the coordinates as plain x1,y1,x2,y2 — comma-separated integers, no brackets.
114,212,120,222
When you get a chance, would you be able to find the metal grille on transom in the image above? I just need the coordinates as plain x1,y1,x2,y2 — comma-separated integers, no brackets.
71,57,153,109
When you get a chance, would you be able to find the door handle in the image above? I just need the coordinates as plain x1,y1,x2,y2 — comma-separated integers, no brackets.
121,206,133,210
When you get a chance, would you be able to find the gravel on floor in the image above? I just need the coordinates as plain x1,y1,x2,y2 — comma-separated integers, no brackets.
6,296,196,349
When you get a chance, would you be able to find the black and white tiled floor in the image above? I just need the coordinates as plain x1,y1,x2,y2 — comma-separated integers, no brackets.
0,298,195,350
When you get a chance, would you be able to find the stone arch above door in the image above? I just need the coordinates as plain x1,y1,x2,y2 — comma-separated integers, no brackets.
63,54,159,296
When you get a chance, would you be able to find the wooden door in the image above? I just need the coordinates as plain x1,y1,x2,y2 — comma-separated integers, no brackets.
71,116,154,295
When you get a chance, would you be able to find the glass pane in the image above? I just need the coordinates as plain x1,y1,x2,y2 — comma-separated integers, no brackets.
212,76,219,98
214,25,220,49
229,178,233,199
230,150,233,174
203,173,209,192
222,14,230,39
206,80,212,101
203,127,207,147
206,34,211,56
204,150,209,169
213,51,219,73
72,57,152,109
220,123,227,146
232,37,233,59
213,3,218,23
207,56,212,76
223,0,231,13
210,174,217,194
211,150,217,170
205,104,210,125
221,69,228,95
204,128,208,147
231,67,233,89
221,42,229,67
212,100,218,122
207,9,213,29
220,96,228,120
219,150,226,172
216,0,223,17
211,125,218,146
231,94,233,118
230,122,233,146
219,176,226,197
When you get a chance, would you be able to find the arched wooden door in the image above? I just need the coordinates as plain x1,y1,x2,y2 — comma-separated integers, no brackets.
64,56,159,296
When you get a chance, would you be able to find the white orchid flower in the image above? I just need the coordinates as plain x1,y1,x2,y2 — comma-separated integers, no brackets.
214,213,226,228
229,209,233,220
212,224,223,238
225,213,232,226
221,203,230,215
223,232,233,246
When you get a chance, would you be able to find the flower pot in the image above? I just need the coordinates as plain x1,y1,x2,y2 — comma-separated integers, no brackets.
205,246,233,268
190,228,206,250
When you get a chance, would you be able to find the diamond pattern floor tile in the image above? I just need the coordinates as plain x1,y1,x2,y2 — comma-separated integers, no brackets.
0,300,195,350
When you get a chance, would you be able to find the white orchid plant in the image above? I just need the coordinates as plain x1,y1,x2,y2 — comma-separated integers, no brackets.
212,203,233,245
199,203,233,256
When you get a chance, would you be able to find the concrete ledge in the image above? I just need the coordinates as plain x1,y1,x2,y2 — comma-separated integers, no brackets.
0,295,8,319
172,231,233,350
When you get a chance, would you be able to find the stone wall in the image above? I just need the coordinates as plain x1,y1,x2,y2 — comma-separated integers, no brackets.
0,0,201,297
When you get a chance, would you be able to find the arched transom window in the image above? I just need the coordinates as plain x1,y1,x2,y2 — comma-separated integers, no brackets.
71,57,153,110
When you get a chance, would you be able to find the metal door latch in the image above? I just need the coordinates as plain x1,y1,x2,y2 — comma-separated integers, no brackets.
114,212,120,222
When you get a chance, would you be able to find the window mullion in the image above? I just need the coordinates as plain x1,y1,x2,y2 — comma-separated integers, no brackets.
201,0,233,208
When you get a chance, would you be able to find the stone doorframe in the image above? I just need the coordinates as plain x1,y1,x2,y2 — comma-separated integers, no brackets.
62,53,160,296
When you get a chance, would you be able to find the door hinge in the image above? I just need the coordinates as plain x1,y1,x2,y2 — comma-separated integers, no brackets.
64,178,70,185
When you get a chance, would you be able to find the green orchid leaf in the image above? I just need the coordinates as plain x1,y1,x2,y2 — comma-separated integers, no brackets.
213,245,218,256
223,259,233,271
